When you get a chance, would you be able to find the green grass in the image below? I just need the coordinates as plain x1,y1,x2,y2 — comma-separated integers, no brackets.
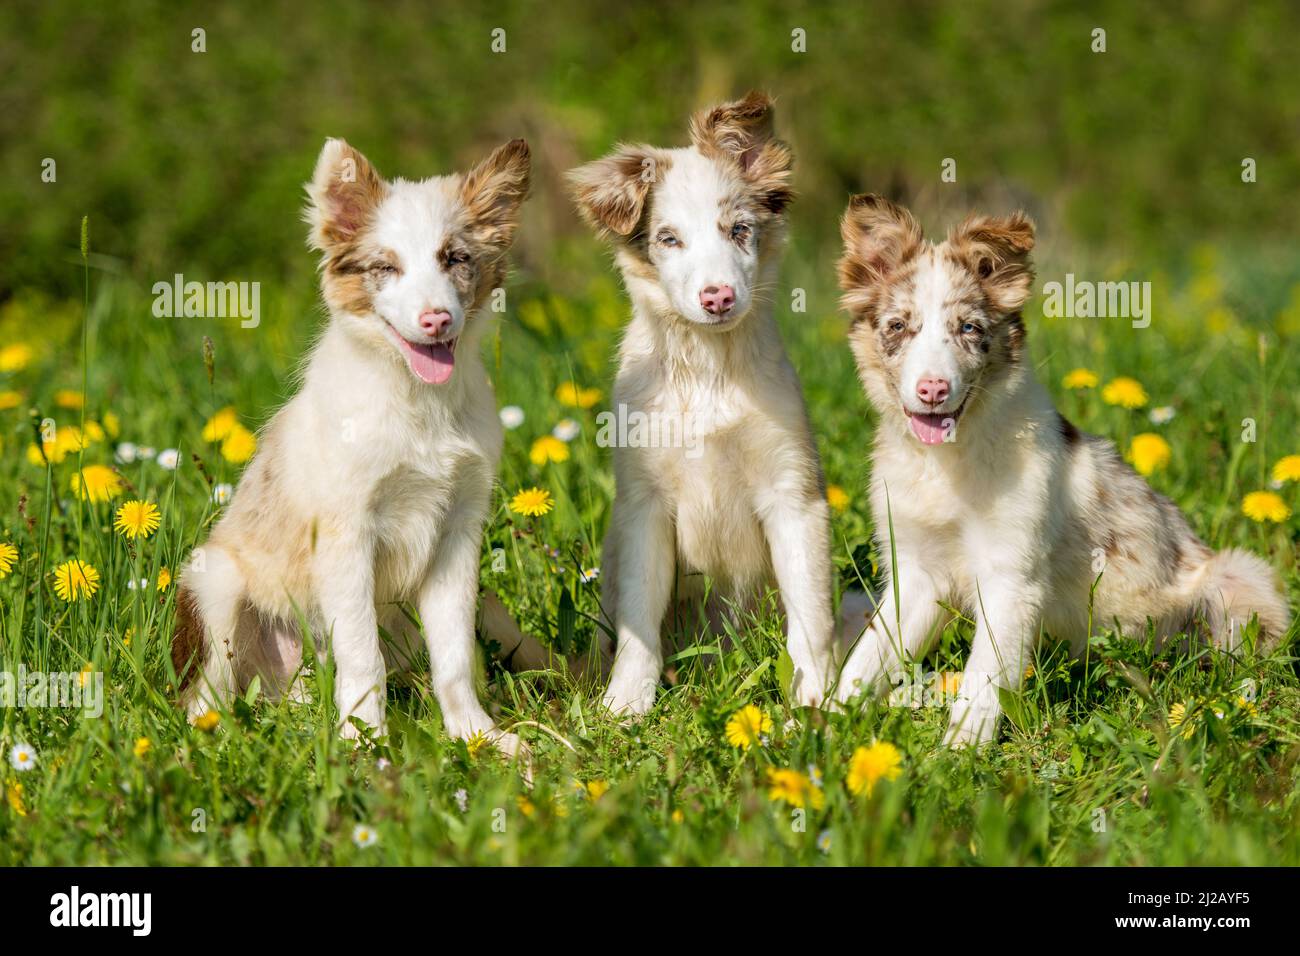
0,231,1296,866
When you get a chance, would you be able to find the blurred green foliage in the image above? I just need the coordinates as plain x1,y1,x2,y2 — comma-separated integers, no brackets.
3,0,1298,300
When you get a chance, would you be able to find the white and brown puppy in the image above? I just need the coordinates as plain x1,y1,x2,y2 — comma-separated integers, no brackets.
835,194,1292,745
172,138,536,754
568,92,836,716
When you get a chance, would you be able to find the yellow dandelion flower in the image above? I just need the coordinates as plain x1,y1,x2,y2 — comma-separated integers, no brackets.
0,542,17,579
555,382,603,409
1062,368,1098,390
78,661,94,687
847,741,903,797
1167,702,1194,739
671,808,685,824
1272,455,1300,483
509,487,554,517
529,435,570,466
193,710,220,732
1236,696,1258,718
585,779,610,802
114,500,161,539
826,485,850,513
766,768,825,810
81,421,105,444
465,731,491,760
516,795,536,818
936,671,963,697
70,464,123,502
6,781,26,816
1126,432,1172,477
52,559,100,601
54,389,84,410
1101,377,1148,409
27,424,89,466
0,390,23,410
133,737,152,759
220,423,257,463
1242,491,1290,524
102,410,120,438
157,567,172,592
724,704,772,750
0,343,34,372
202,406,241,442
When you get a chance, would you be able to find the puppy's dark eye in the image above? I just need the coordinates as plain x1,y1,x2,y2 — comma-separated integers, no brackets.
730,222,752,242
372,262,398,275
445,250,471,267
657,230,680,248
888,319,906,333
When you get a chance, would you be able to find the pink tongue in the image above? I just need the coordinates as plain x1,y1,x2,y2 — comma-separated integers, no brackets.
909,412,951,445
398,338,455,384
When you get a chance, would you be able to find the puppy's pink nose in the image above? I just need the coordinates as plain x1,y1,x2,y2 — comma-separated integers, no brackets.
418,309,453,336
916,378,950,406
699,284,735,316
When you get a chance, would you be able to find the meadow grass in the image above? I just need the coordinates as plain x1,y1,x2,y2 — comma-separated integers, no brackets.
0,238,1297,866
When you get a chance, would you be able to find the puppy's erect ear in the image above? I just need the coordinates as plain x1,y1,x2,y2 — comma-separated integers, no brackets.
947,212,1036,313
305,138,388,252
460,138,531,255
838,194,924,294
690,91,793,214
567,145,663,239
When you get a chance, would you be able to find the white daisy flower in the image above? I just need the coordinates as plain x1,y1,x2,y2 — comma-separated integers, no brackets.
125,578,150,591
351,823,378,848
136,446,156,459
499,406,525,430
114,442,138,464
817,829,832,854
213,483,233,505
1149,406,1176,425
454,788,469,813
9,743,37,772
156,448,180,470
552,418,580,442
579,566,600,584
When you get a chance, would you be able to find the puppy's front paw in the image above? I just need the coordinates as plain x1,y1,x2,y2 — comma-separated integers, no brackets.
943,689,1001,748
602,672,658,719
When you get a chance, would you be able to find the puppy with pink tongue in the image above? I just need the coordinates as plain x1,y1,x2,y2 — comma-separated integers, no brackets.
172,138,541,760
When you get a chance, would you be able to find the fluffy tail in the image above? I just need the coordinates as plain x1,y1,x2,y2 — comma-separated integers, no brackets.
479,589,610,680
1194,548,1293,653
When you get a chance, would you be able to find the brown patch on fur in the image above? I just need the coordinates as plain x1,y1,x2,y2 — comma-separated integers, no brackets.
837,194,925,323
305,139,390,252
945,212,1036,314
171,584,205,693
459,139,531,256
567,145,667,238
689,91,793,215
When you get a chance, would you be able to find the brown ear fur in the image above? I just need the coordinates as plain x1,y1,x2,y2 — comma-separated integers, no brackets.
566,145,664,238
947,212,1036,312
837,194,925,316
460,138,531,255
690,91,793,214
304,138,388,252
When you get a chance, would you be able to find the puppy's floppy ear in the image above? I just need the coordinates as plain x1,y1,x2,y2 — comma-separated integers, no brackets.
567,144,663,238
838,193,924,293
305,138,388,252
690,90,793,214
461,138,531,255
947,212,1036,313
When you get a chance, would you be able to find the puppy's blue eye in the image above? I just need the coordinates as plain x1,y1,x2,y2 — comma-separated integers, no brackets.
730,222,751,241
657,231,679,247
962,322,980,335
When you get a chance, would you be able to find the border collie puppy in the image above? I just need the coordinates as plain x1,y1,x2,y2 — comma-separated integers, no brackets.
172,137,534,755
835,194,1291,745
568,93,836,716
